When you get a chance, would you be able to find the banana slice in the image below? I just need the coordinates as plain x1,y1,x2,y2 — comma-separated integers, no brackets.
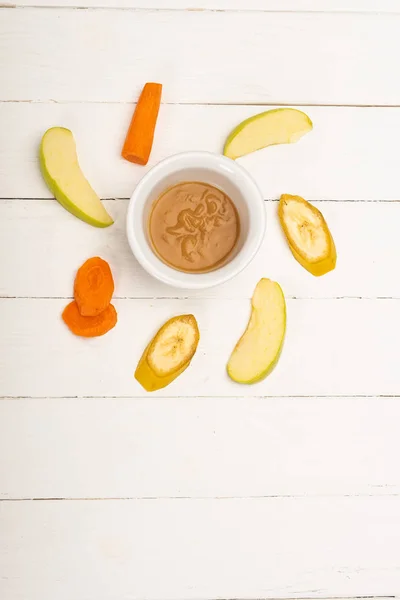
135,315,200,392
147,315,199,377
279,194,337,277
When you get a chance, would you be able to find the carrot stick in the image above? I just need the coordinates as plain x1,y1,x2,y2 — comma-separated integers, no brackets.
122,82,162,166
62,301,117,338
74,257,114,317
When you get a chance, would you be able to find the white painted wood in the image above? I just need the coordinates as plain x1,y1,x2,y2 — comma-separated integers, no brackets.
2,103,400,201
1,497,399,599
1,297,399,397
1,396,399,499
4,0,399,9
0,199,399,300
1,10,400,104
1,4,400,599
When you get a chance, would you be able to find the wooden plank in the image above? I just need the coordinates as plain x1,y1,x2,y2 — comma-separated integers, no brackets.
0,199,399,300
1,11,400,104
0,297,399,397
3,0,399,11
1,497,399,599
1,396,399,499
1,103,400,201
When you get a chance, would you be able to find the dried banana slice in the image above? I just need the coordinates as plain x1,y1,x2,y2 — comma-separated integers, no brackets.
279,194,336,276
135,315,199,392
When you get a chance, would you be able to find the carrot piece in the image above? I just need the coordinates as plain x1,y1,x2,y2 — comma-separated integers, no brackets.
122,82,162,165
62,301,117,338
74,257,114,317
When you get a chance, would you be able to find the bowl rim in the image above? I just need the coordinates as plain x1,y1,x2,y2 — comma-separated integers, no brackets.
126,151,266,290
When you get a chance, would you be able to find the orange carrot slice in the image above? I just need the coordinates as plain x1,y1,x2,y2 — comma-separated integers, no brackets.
62,301,117,337
74,257,114,317
122,82,162,166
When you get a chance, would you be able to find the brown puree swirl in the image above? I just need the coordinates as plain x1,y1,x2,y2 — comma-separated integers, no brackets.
148,181,240,273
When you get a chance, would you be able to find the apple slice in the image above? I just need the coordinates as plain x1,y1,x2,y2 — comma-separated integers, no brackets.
227,279,286,384
135,314,200,392
40,127,113,228
223,108,312,160
279,194,337,276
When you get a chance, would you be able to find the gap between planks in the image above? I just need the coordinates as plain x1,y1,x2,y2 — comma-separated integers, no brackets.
1,4,400,15
2,394,400,399
1,296,400,300
4,100,400,108
1,494,400,501
2,198,400,203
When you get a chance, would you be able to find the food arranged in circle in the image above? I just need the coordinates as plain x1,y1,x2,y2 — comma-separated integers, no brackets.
39,83,336,391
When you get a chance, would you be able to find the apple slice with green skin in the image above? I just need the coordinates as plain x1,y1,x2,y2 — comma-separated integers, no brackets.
40,127,114,228
227,278,286,384
223,108,313,160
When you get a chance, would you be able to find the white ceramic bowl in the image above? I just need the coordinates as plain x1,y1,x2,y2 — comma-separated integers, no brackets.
126,152,266,289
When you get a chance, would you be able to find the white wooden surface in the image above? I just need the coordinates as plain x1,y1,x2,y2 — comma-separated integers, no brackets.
1,396,400,499
2,10,400,105
3,104,400,201
1,2,400,600
4,1,400,10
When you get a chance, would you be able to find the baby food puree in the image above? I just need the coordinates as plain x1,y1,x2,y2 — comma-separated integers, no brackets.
149,182,240,273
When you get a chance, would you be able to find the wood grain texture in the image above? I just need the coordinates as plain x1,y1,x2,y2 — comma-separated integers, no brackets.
3,0,399,10
1,10,400,104
1,396,399,499
1,4,400,598
1,297,399,397
2,103,400,201
0,199,399,299
1,497,399,600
